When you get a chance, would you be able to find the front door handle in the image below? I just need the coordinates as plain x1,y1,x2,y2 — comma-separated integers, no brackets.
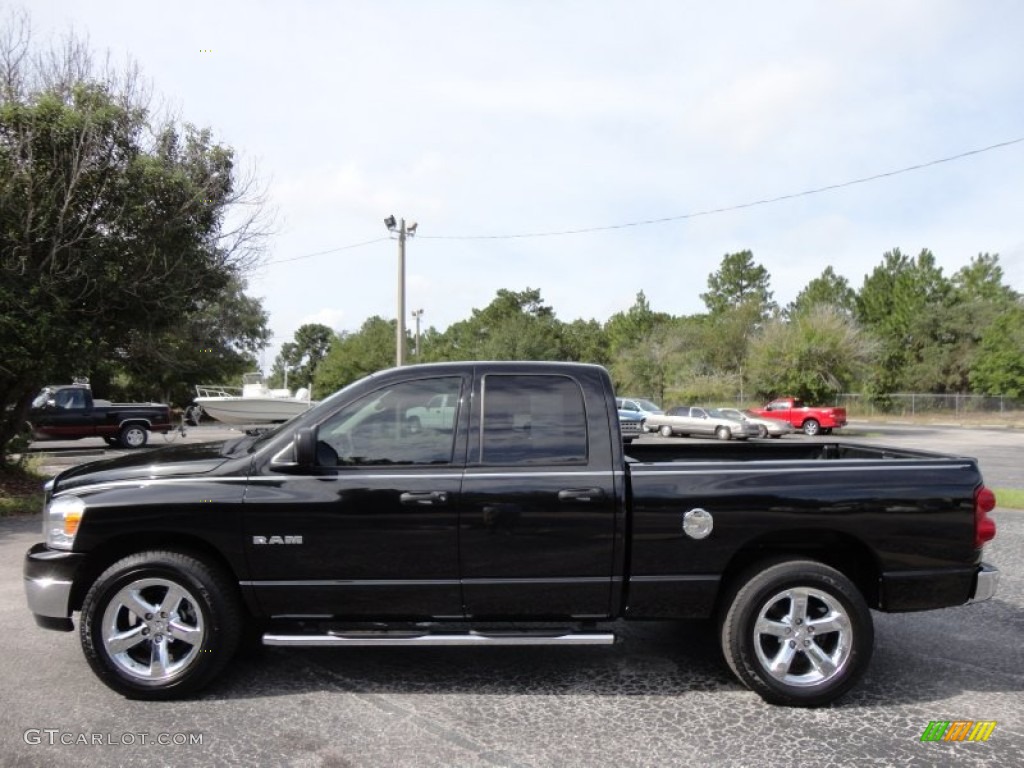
400,491,449,506
557,488,605,503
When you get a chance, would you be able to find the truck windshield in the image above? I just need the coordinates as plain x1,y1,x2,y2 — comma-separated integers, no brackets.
32,389,54,409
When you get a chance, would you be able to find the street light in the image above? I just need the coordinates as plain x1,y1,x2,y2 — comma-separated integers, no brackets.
384,215,417,365
411,308,424,358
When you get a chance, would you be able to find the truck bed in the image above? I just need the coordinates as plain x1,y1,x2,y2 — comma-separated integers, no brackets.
624,440,965,463
622,439,983,618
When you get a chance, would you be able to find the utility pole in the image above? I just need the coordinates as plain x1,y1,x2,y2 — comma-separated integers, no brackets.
412,308,424,358
384,215,417,366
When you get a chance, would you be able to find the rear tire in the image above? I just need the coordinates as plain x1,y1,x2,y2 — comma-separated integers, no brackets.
118,424,148,448
80,551,242,700
802,419,821,436
719,559,873,707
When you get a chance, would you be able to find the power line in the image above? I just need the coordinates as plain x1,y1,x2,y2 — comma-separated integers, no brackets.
257,136,1023,259
264,237,389,265
417,136,1024,241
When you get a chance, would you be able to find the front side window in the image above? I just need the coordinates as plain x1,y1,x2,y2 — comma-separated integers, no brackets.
55,389,86,409
316,377,463,466
480,375,587,465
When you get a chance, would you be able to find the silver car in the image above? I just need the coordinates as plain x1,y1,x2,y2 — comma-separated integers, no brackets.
718,407,794,439
646,406,756,440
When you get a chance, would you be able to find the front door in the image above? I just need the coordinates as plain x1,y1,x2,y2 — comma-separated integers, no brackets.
242,374,469,619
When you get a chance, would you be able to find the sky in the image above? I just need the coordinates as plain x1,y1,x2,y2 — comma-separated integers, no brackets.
19,1,1024,373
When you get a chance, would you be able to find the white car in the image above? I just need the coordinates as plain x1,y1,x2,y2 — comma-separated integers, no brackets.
645,406,757,440
718,408,794,439
404,393,457,431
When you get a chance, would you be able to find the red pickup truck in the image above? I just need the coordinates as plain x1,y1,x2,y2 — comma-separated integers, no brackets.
749,398,847,436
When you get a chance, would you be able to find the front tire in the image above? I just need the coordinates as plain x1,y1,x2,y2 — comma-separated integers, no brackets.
716,426,732,440
757,425,769,439
118,424,148,448
719,559,873,707
660,425,673,438
80,551,242,700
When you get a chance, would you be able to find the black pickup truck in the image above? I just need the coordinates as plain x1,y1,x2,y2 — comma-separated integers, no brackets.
24,362,999,706
29,384,173,448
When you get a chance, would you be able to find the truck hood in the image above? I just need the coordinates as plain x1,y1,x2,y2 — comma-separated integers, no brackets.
51,439,253,494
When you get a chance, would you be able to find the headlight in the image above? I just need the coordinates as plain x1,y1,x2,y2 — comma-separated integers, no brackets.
45,495,86,551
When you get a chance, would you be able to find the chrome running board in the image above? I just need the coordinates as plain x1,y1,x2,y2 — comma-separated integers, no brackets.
263,630,615,647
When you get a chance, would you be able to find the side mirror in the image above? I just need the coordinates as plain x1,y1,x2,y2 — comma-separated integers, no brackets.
293,426,317,466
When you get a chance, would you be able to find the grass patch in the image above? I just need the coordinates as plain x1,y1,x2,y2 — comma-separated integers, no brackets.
0,462,48,517
993,488,1024,510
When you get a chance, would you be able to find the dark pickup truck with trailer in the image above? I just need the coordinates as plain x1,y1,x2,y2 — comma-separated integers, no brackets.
29,384,173,448
24,362,999,706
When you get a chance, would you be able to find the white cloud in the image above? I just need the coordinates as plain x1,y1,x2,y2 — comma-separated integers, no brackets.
297,308,348,334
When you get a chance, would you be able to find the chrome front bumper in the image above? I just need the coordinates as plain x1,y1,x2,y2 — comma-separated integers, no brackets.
969,563,1000,603
24,543,84,631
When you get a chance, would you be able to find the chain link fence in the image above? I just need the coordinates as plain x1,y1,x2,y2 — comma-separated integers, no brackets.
837,393,1024,418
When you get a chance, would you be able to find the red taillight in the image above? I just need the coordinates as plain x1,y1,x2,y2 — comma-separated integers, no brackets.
974,486,997,549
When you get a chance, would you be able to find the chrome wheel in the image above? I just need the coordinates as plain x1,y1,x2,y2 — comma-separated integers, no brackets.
119,425,148,448
660,425,673,438
82,551,242,699
752,587,852,687
719,559,873,706
101,577,206,683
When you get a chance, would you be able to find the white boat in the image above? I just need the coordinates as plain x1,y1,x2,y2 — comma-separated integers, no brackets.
193,373,317,425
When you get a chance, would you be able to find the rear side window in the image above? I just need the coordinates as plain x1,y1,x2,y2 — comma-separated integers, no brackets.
480,375,587,465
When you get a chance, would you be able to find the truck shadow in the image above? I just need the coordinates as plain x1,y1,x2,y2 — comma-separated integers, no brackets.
210,607,1024,706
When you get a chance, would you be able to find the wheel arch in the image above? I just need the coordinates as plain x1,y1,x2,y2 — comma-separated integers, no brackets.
69,533,247,615
117,418,153,430
715,530,882,614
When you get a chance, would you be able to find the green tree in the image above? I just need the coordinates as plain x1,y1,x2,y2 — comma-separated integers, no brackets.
786,266,857,317
952,253,1020,304
313,316,395,394
614,320,689,404
605,291,667,357
747,306,877,402
605,292,675,397
700,250,776,318
102,276,270,406
560,319,611,365
855,248,951,394
434,288,564,361
0,16,271,458
268,323,336,391
970,303,1024,397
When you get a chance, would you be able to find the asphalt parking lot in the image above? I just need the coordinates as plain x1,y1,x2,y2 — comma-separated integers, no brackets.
2,424,1022,766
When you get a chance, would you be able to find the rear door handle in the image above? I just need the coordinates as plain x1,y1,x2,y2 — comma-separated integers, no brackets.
400,491,449,506
558,488,605,503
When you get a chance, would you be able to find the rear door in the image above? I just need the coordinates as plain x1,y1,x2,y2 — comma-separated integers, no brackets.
459,367,619,619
